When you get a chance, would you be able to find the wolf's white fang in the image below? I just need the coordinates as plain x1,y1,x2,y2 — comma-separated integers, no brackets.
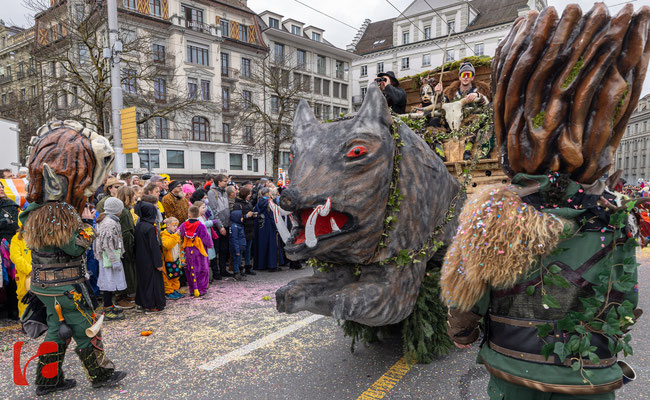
270,201,291,244
319,197,331,217
330,217,341,232
305,206,321,248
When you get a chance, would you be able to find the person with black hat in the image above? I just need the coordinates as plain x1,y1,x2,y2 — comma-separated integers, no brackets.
375,71,407,114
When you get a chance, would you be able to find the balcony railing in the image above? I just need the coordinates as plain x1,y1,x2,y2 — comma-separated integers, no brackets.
221,67,239,81
153,53,175,69
0,75,13,84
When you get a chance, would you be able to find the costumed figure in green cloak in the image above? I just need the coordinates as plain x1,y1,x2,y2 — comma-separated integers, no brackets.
441,3,649,399
20,120,127,396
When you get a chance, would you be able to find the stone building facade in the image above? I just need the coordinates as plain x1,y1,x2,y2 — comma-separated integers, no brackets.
615,94,650,183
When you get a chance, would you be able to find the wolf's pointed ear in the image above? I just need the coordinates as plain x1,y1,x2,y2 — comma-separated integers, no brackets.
355,84,392,128
293,99,317,136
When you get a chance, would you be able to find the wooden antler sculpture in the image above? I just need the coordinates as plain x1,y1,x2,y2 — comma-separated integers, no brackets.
492,3,650,183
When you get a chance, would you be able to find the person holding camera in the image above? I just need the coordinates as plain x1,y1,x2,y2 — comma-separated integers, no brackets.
375,71,407,114
232,187,257,276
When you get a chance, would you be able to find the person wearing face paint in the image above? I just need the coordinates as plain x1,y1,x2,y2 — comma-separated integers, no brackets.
161,181,189,224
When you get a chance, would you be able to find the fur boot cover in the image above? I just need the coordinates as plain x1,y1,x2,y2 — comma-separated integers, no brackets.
440,185,568,311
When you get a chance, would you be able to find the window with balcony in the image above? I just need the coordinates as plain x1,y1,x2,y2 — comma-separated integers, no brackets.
230,153,243,170
242,90,252,109
154,77,166,101
167,150,184,169
154,117,168,138
201,152,215,169
221,52,229,76
124,0,136,10
222,123,231,143
182,5,204,31
187,77,198,99
317,55,326,74
243,126,253,145
312,32,321,42
297,49,306,69
475,43,484,56
220,19,230,38
268,17,279,29
402,31,409,45
241,58,251,78
360,65,367,77
149,0,162,17
201,80,210,101
222,87,230,110
274,43,285,62
401,57,409,70
187,43,209,66
422,53,431,67
139,149,160,169
192,116,210,141
377,62,384,73
424,26,431,39
152,44,166,63
291,25,301,35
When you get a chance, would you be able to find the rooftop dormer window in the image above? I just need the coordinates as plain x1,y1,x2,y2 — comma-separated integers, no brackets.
312,32,321,42
291,25,301,35
269,17,279,29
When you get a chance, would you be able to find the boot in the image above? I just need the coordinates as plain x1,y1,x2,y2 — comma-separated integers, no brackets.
76,337,127,388
35,343,77,396
245,265,256,275
235,272,248,281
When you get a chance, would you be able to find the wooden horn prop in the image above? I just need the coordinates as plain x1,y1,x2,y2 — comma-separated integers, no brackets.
86,313,105,338
491,3,650,184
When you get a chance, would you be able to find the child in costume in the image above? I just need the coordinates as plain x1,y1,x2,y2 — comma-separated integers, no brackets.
161,217,184,300
10,227,31,317
94,197,126,321
229,210,247,281
134,201,166,313
194,201,219,281
179,205,212,297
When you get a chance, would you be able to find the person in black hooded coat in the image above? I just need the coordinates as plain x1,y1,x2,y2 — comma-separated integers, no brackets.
134,202,166,311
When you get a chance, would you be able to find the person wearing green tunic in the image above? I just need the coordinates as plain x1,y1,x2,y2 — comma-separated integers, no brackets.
21,121,126,396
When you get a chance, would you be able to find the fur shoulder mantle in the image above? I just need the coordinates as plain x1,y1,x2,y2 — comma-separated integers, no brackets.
440,185,567,311
443,80,491,101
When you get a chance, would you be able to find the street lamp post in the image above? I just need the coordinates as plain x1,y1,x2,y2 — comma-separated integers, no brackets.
105,0,126,172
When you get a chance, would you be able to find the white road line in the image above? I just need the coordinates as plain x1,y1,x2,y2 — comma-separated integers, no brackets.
198,314,325,371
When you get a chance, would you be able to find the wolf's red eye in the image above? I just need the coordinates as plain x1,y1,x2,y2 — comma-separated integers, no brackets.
347,146,367,158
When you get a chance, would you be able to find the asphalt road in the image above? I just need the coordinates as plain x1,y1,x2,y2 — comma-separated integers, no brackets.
1,253,648,400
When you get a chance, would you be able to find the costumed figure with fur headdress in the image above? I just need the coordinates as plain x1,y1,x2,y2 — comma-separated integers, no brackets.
20,120,127,395
441,4,649,398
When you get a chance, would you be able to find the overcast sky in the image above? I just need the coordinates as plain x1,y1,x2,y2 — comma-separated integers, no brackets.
4,0,650,94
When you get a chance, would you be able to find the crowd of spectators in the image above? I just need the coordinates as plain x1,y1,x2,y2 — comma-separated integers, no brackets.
0,171,297,321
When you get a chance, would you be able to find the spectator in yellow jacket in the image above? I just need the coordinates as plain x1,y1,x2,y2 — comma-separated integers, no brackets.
161,217,184,300
10,229,31,317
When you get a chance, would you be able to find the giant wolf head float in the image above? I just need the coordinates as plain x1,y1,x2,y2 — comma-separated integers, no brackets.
26,120,115,212
274,85,463,326
492,3,650,184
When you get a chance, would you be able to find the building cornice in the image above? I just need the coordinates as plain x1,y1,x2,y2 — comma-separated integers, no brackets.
354,22,510,60
263,29,358,60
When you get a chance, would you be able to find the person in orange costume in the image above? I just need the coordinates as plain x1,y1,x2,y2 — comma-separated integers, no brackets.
161,217,184,300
